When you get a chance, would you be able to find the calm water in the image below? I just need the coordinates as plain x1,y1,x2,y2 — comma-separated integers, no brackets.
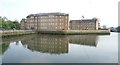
0,32,118,63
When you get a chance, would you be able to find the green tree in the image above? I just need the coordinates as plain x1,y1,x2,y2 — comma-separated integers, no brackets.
2,21,9,29
8,20,16,29
13,20,20,29
0,16,20,29
0,16,2,28
0,16,5,28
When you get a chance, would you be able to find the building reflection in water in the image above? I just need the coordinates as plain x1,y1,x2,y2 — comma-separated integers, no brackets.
21,35,69,54
68,35,98,47
2,34,98,54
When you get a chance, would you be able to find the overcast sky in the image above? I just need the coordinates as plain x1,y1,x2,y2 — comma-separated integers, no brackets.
0,0,119,27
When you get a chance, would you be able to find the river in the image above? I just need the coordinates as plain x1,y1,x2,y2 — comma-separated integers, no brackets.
0,32,118,63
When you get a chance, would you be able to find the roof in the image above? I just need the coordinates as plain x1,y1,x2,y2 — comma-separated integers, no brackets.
26,12,69,18
20,18,26,23
70,18,98,22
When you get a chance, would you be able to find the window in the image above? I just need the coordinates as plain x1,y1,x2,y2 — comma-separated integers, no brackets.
60,19,61,21
31,16,34,18
56,19,57,21
49,19,50,21
66,16,67,19
60,23,61,25
60,27,61,29
52,19,54,21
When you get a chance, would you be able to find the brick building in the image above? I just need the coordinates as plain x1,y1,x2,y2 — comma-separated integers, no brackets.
69,18,99,30
20,18,27,29
20,12,69,31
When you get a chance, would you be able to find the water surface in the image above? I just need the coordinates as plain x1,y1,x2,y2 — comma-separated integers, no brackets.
1,32,118,63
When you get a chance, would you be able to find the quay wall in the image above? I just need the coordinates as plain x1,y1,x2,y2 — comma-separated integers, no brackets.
37,30,110,35
1,30,36,37
1,30,110,37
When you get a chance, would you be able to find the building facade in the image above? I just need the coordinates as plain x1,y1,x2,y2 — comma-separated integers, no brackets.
20,12,69,31
69,18,99,30
20,18,27,29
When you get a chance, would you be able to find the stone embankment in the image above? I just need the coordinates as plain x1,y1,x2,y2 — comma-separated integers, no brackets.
1,30,36,37
1,30,110,37
37,30,110,35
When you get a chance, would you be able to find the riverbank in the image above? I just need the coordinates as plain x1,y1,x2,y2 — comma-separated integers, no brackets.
37,30,110,35
1,30,36,37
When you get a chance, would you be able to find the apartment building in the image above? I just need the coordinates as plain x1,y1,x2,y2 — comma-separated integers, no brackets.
20,18,27,29
20,12,69,31
69,18,99,30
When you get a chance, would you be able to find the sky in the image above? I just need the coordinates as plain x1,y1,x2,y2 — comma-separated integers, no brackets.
0,0,119,27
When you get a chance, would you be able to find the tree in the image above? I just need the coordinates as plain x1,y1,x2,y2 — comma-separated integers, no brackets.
0,16,20,29
0,16,2,28
0,16,5,22
3,16,8,21
8,20,16,29
116,26,120,32
13,20,20,29
2,21,9,29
